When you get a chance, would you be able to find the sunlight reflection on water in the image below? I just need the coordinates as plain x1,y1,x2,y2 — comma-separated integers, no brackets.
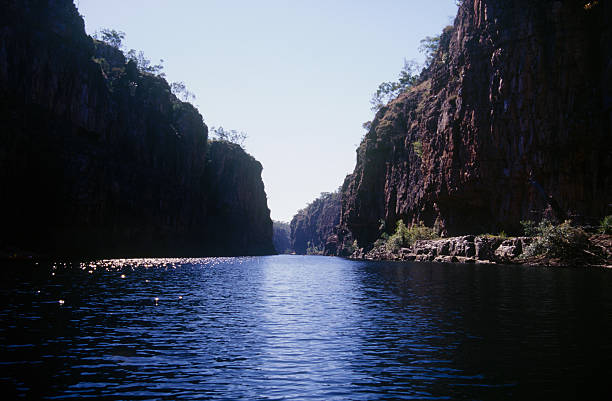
1,256,611,399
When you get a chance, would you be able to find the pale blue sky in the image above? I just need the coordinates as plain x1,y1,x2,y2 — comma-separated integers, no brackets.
76,0,458,222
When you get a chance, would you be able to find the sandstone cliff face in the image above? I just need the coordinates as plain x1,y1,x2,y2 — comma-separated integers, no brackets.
0,0,274,257
339,0,611,250
290,192,341,254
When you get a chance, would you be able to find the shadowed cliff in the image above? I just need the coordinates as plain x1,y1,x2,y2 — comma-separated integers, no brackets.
290,191,341,255
0,0,274,257
272,221,292,254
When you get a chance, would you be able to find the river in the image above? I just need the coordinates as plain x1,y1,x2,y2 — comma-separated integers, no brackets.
1,255,611,399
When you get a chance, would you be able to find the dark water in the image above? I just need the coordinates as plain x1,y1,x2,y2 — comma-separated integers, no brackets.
1,256,611,400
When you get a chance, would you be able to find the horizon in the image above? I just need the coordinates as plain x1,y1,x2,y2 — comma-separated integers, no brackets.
76,0,459,222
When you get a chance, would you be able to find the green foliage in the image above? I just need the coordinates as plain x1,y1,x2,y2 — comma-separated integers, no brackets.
126,49,165,76
94,27,165,77
368,30,443,113
344,240,359,255
520,220,538,237
523,220,589,259
210,126,247,147
373,238,386,248
599,215,612,234
370,60,420,111
385,220,438,252
170,81,196,102
412,140,423,159
483,231,509,238
306,241,324,255
419,35,441,68
94,28,125,49
373,232,389,248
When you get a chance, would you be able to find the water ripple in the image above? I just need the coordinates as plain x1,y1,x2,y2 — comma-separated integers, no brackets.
1,256,611,399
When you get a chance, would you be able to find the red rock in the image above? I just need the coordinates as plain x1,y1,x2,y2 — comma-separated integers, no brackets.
338,0,611,250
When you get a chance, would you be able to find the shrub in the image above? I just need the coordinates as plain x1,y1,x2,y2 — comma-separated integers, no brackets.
373,238,386,248
483,231,508,238
520,220,537,237
306,241,323,255
599,215,612,234
385,220,438,252
523,220,588,259
373,232,389,248
386,232,405,253
94,28,125,49
408,222,439,243
412,141,423,159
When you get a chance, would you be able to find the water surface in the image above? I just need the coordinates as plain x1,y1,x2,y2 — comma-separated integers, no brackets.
1,256,611,399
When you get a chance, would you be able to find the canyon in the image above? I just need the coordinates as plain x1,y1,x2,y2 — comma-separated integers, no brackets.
291,0,611,259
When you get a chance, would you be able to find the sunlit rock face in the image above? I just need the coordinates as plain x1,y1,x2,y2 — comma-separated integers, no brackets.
338,0,611,250
290,192,341,255
0,0,274,257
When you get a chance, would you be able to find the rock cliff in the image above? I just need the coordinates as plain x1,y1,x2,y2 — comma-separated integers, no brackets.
338,0,611,251
0,0,274,257
204,141,274,256
290,192,341,254
272,221,292,254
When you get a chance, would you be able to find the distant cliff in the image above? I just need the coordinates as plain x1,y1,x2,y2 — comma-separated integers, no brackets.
272,221,292,254
290,192,341,255
0,0,274,257
336,0,611,252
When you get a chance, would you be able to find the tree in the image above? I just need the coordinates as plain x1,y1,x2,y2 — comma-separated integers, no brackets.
170,81,196,102
419,35,441,68
94,28,165,77
94,28,125,49
126,49,165,76
367,31,443,112
370,59,420,111
210,126,247,147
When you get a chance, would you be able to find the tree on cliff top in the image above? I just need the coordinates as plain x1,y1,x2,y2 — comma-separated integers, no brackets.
419,35,441,68
170,81,196,102
126,49,165,77
370,59,420,111
94,28,125,49
94,27,165,77
368,33,442,113
210,126,247,147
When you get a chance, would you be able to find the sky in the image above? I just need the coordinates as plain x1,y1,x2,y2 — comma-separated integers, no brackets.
76,0,459,222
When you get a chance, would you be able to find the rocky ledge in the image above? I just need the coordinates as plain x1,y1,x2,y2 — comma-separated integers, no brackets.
352,234,612,268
